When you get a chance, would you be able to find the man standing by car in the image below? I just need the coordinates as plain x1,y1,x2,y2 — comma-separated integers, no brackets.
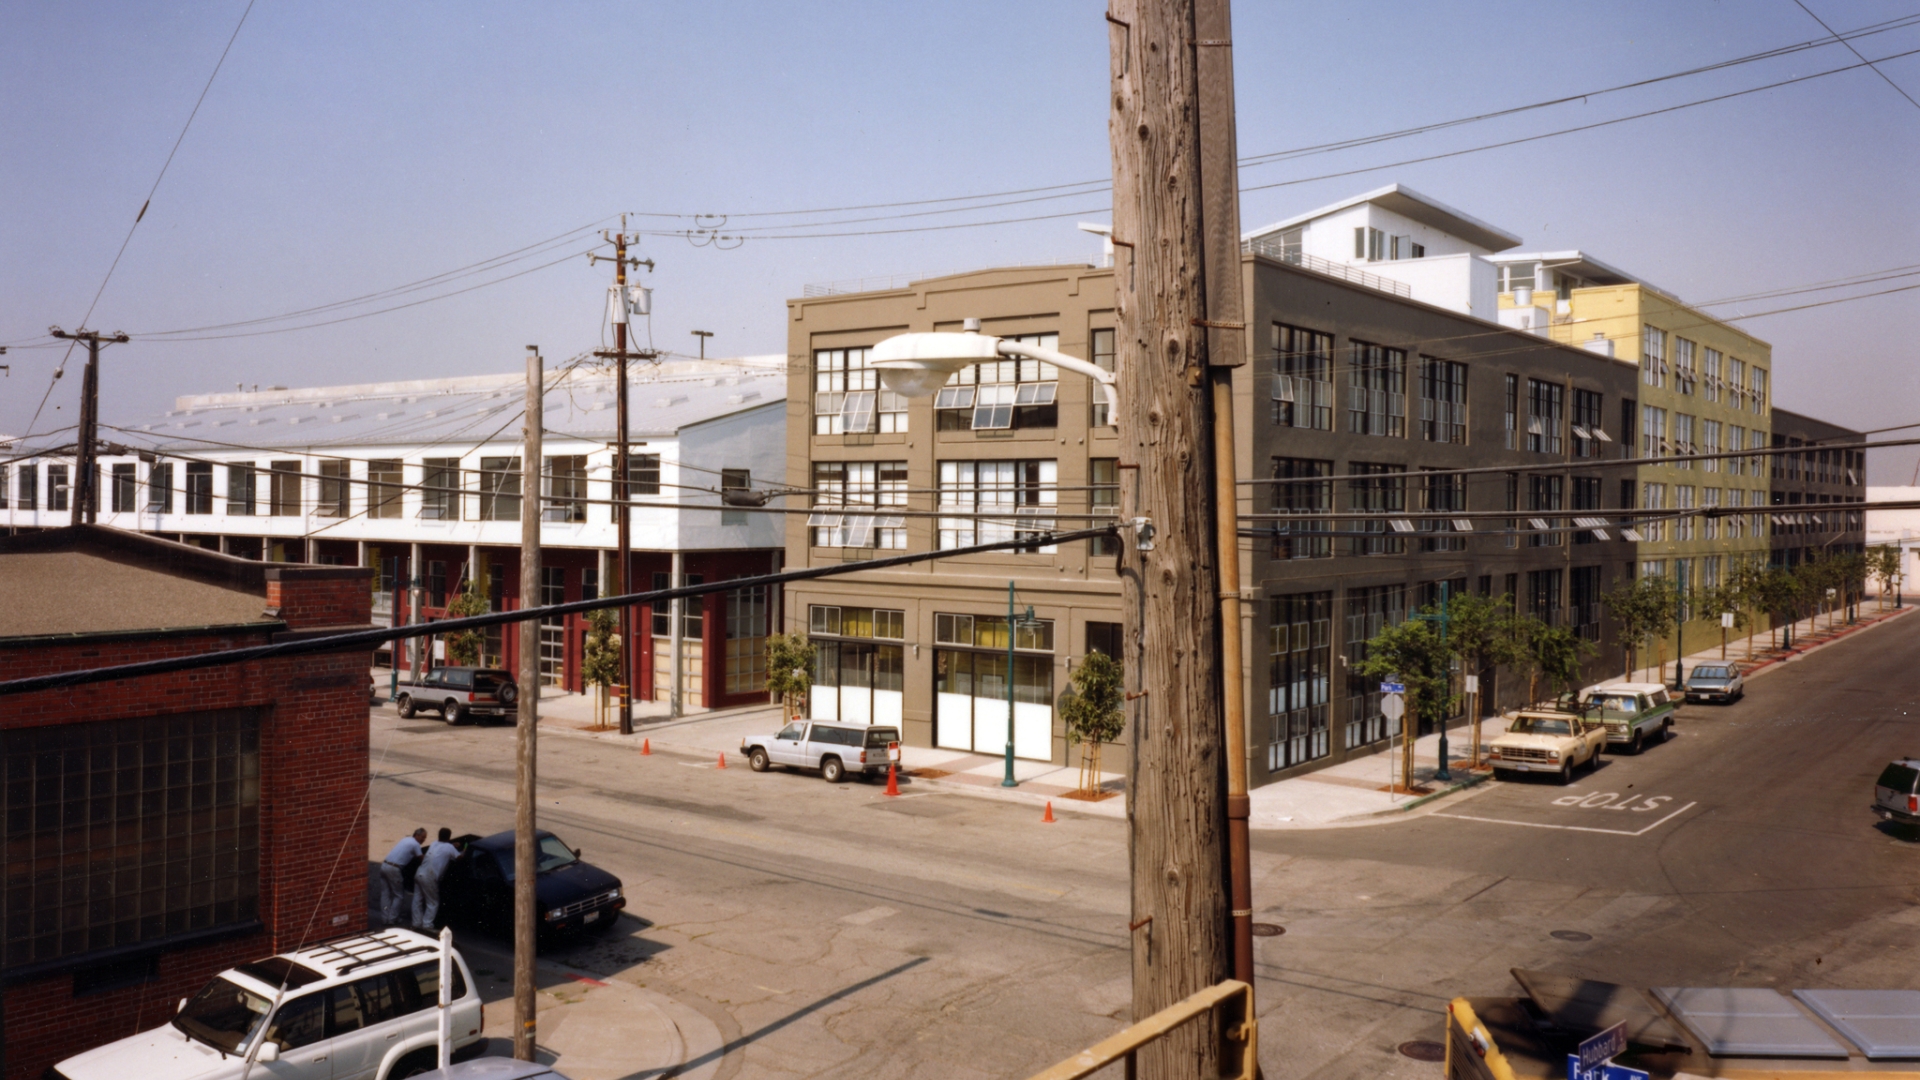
414,827,460,930
380,827,427,926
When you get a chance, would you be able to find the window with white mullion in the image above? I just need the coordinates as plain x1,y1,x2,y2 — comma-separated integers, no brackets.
936,333,1060,431
811,460,907,548
814,347,905,434
938,459,1057,552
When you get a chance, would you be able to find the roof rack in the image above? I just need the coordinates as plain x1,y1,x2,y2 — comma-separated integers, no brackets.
297,928,439,977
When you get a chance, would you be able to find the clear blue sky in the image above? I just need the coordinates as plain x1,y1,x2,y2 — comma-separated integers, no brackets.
5,1,1917,477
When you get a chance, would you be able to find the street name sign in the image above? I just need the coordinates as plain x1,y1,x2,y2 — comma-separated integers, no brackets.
1380,681,1405,694
1565,1022,1645,1080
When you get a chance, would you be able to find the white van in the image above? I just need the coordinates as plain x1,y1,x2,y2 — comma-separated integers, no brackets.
51,928,484,1080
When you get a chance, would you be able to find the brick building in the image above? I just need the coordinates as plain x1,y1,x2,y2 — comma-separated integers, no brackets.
0,525,374,1080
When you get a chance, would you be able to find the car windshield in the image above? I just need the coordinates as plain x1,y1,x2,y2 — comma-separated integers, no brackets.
1510,717,1572,736
174,976,273,1053
537,834,578,872
1583,694,1641,720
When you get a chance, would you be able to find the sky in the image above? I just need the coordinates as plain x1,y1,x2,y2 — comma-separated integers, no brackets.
5,1,1918,478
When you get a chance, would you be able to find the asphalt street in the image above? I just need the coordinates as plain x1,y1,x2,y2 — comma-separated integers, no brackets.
366,609,1920,1079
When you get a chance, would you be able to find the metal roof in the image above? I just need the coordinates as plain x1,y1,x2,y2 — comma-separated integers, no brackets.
119,358,787,453
1655,986,1850,1057
1243,183,1524,253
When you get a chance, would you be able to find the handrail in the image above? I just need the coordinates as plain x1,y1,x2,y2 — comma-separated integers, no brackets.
1022,980,1257,1080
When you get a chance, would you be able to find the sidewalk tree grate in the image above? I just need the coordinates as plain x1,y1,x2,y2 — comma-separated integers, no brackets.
1250,923,1284,937
1550,929,1593,942
1397,1040,1447,1062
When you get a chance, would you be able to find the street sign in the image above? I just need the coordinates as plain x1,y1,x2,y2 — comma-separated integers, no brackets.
1380,693,1406,722
1578,1023,1626,1072
1464,674,1479,694
1566,1056,1646,1080
1380,681,1405,694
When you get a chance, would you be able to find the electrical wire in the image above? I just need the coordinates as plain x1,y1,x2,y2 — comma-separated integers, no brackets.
1790,0,1920,112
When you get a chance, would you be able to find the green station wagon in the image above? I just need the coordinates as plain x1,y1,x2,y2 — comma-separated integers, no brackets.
1580,681,1677,754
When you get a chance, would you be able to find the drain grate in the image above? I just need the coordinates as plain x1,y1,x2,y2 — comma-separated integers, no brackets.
1550,929,1593,942
1397,1040,1447,1062
1250,923,1285,937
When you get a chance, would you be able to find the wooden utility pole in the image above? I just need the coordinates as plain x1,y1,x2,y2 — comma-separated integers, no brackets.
591,224,655,735
513,345,542,1062
49,327,128,524
1107,0,1247,1074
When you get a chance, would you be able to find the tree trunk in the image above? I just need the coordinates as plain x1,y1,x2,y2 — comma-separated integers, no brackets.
1109,1,1231,1074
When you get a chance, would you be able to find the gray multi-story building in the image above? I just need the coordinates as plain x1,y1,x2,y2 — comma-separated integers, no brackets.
783,192,1653,787
1769,407,1867,568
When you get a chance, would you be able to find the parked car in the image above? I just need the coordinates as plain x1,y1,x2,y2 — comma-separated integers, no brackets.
1581,680,1678,752
1486,707,1607,784
439,829,625,937
1873,757,1920,829
1683,662,1746,704
395,667,518,724
50,928,484,1080
740,720,901,782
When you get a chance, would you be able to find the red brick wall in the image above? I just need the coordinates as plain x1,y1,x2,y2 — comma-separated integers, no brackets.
2,574,372,1080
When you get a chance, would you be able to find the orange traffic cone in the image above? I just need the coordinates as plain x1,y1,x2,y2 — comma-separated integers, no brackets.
1042,801,1055,823
717,751,727,769
641,739,651,756
884,763,900,797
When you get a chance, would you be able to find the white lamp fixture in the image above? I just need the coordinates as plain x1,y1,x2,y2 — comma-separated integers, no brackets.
869,319,1119,423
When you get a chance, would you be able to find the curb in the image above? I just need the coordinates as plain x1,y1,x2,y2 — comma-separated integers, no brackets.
1396,768,1495,811
1736,605,1913,679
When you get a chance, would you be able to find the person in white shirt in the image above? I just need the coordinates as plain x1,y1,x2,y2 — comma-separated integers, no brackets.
380,828,427,925
413,828,460,930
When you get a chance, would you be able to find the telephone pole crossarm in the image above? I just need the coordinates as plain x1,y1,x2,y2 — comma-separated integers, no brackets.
49,327,130,524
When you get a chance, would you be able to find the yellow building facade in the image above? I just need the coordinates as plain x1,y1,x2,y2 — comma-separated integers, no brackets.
1500,274,1774,663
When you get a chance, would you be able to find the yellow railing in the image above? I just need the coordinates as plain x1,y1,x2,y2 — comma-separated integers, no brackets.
1444,999,1517,1080
1023,980,1256,1080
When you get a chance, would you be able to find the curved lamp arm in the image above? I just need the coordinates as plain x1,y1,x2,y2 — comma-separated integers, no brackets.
994,339,1119,423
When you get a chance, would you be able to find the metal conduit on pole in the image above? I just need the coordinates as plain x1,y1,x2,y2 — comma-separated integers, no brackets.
513,345,542,1062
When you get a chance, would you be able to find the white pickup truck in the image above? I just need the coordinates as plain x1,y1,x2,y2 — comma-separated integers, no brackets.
1486,707,1607,784
741,720,901,782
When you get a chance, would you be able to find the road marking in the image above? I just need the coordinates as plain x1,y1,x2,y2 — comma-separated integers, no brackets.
1432,801,1698,836
841,905,899,925
1551,791,1677,813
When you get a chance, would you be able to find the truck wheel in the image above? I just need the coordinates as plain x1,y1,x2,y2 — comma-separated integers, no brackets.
749,748,770,772
1629,730,1644,755
821,756,845,783
444,700,465,725
397,694,416,719
1557,761,1573,785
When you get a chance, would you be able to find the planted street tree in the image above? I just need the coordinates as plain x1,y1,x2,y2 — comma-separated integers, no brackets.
581,608,621,729
1601,576,1671,680
1871,544,1903,610
443,581,489,667
1754,567,1801,651
1529,622,1597,703
1061,651,1126,796
1354,618,1455,789
1441,592,1524,764
765,632,815,722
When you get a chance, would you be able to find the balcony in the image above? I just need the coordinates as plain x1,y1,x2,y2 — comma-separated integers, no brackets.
1241,237,1413,299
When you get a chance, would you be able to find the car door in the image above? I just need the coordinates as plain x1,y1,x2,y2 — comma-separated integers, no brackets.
324,974,404,1080
769,722,807,766
257,991,334,1080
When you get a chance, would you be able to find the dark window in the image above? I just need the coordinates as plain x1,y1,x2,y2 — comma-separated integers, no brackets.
1504,374,1519,450
353,974,399,1026
18,464,39,510
1419,470,1465,552
1271,324,1334,430
480,457,521,521
1528,569,1564,627
48,464,71,512
628,453,661,496
1417,358,1466,444
1268,592,1332,770
227,462,256,516
1089,458,1120,556
392,959,468,1016
1348,463,1405,555
542,456,587,523
427,561,448,608
581,567,599,603
327,983,365,1036
422,458,460,521
1573,476,1603,543
1526,379,1564,454
1091,328,1117,427
147,463,173,512
1269,458,1332,559
1,709,261,973
368,459,403,519
317,460,349,518
651,572,703,637
185,462,214,514
1086,621,1123,659
1344,585,1405,748
1572,388,1604,458
1528,475,1564,547
112,463,136,513
268,461,301,516
1570,566,1603,641
265,993,326,1050
1347,342,1405,437
721,468,750,527
1620,398,1637,459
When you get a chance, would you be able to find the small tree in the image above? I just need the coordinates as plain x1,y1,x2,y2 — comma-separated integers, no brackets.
1601,576,1671,680
1442,592,1524,715
1354,618,1455,788
1750,567,1797,651
581,608,621,728
1060,651,1126,795
765,632,815,721
1870,544,1903,610
1530,622,1597,702
443,580,489,667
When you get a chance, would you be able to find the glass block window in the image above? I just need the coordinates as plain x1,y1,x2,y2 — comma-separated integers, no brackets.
3,709,261,973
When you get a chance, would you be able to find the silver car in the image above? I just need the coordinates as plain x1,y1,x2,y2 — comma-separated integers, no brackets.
1684,662,1746,704
741,721,901,783
1874,758,1920,828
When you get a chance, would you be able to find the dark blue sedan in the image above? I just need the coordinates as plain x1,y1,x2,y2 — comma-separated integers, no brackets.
441,829,626,937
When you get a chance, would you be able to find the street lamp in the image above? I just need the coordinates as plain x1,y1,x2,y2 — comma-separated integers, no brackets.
1003,583,1042,788
870,319,1119,420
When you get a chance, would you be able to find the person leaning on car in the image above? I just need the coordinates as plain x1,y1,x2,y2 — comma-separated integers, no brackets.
413,827,460,930
380,828,427,926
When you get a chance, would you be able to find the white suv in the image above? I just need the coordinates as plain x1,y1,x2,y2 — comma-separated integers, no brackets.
51,928,485,1080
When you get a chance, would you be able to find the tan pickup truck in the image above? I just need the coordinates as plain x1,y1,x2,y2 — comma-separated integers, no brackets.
1486,707,1606,784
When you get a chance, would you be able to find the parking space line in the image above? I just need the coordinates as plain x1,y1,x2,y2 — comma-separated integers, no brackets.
1432,801,1697,836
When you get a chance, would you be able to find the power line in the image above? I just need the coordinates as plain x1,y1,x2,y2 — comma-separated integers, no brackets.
1790,0,1920,113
